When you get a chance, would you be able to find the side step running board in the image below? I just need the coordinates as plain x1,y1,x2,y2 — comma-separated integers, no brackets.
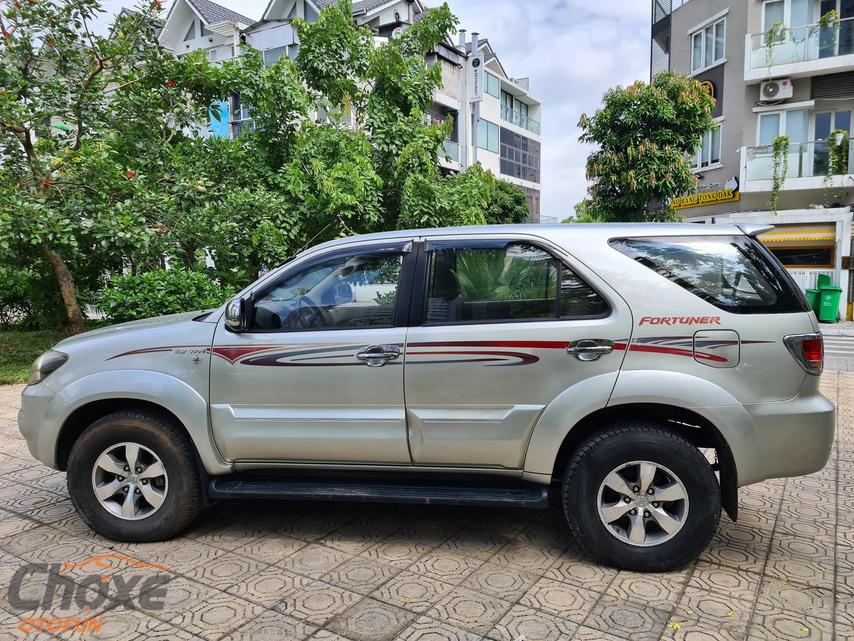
209,477,550,509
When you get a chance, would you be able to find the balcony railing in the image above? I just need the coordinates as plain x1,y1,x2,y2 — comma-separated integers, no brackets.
744,139,854,182
440,139,460,162
748,17,854,70
500,105,540,135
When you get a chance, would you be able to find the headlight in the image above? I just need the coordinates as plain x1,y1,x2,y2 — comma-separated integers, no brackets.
28,350,68,386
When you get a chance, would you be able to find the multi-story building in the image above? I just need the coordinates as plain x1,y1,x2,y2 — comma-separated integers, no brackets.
158,0,543,220
651,0,853,321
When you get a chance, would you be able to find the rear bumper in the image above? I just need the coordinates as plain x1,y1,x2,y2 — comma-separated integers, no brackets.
742,390,835,483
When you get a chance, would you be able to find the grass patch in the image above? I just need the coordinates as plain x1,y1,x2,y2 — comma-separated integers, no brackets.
0,330,67,385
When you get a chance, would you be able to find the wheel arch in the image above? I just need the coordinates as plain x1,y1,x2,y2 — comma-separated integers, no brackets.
53,370,232,476
547,403,739,520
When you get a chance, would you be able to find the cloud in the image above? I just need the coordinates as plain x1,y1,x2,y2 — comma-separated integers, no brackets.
114,0,652,220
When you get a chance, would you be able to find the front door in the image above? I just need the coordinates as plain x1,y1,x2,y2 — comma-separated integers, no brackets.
403,236,633,470
209,240,414,464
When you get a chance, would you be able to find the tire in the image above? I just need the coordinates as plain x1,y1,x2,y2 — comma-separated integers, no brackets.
67,410,203,542
561,423,721,571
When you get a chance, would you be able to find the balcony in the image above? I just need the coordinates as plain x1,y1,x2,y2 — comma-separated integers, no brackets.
500,105,540,136
741,139,854,192
440,139,460,162
745,17,854,82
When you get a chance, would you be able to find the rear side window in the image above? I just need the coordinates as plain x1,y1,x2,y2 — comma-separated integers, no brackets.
610,235,809,314
425,242,608,324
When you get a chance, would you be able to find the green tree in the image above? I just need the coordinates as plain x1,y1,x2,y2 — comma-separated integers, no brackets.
486,180,531,224
578,72,715,222
0,0,220,332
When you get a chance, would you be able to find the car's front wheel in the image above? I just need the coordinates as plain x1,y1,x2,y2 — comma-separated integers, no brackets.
67,410,203,542
562,423,721,571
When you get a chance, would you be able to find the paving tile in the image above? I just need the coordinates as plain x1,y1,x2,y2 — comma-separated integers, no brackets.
230,534,306,564
519,575,599,621
686,560,761,602
394,615,481,641
221,608,317,641
426,586,512,636
605,568,689,611
459,560,539,601
226,564,312,608
755,577,835,620
369,571,455,614
544,549,617,592
674,585,753,634
322,556,401,596
183,552,268,590
583,594,670,641
408,551,483,586
327,596,416,641
363,540,435,568
275,579,362,625
487,603,578,641
165,589,264,641
749,608,835,640
279,543,353,579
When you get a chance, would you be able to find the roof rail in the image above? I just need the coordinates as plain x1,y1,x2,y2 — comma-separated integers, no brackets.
737,224,775,237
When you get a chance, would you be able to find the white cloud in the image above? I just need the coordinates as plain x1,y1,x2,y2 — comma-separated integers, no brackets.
108,0,652,220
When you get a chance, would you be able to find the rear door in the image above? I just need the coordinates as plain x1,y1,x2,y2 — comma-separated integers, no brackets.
402,234,633,469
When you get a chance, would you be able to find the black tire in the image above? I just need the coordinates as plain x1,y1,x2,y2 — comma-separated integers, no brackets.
67,410,203,542
562,423,721,571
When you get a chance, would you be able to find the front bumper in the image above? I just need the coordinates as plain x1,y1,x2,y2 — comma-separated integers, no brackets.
17,382,66,469
743,389,835,483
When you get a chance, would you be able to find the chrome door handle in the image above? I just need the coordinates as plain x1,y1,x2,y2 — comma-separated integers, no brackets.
566,340,614,362
355,345,401,367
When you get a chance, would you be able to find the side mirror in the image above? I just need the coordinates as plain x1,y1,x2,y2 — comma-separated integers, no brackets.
225,297,250,332
333,282,355,305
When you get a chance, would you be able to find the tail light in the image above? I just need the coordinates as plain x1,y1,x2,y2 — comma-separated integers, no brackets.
783,333,824,375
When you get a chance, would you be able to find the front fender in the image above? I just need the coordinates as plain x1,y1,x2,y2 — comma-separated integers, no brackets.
55,370,231,475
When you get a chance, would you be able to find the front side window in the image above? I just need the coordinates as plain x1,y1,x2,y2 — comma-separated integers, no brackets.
425,242,607,324
691,18,726,72
611,235,809,314
251,250,404,331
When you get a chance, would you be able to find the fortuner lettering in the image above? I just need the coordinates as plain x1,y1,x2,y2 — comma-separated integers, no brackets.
639,316,722,326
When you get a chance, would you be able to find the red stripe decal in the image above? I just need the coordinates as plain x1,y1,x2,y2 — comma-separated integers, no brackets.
211,346,278,364
627,344,728,363
407,350,540,365
408,341,569,349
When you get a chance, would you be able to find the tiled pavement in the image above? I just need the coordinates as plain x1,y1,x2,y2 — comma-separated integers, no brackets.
0,375,850,641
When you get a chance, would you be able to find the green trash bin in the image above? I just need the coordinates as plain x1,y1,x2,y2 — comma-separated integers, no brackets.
805,288,821,313
818,285,843,323
817,274,831,289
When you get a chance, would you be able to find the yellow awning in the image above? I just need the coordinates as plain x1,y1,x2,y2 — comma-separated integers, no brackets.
759,225,836,243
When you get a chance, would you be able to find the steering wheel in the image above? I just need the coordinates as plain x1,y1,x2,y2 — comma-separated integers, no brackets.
290,295,333,329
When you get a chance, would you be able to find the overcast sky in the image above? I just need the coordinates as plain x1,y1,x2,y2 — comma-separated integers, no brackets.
100,0,652,220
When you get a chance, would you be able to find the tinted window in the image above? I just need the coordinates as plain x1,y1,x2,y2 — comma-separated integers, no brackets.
771,247,833,267
611,235,810,314
425,242,607,324
252,251,403,330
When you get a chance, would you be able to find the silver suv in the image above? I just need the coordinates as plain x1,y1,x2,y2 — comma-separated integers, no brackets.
18,224,835,570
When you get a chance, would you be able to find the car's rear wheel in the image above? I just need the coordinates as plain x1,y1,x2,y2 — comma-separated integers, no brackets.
562,423,721,571
67,410,202,542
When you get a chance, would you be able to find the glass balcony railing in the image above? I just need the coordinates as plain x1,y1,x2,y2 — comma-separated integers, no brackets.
440,139,460,162
500,105,540,135
744,139,854,182
748,17,854,70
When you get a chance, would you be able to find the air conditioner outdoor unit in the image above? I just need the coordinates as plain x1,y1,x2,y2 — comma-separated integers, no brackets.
761,78,793,101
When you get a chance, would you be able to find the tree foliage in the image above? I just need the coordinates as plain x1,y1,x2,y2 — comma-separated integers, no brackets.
577,72,715,222
0,0,532,331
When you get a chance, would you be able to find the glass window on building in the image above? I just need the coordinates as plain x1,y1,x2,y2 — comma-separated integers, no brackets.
770,247,834,267
200,23,211,37
691,18,726,72
499,128,541,183
183,21,196,42
477,119,500,154
263,47,288,65
694,122,722,169
501,90,514,110
763,1,784,33
486,73,500,98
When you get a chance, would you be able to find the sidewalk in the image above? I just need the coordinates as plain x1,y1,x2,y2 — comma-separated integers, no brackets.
820,320,854,337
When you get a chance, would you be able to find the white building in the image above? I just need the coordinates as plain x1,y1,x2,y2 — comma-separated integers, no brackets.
651,0,854,321
158,0,544,220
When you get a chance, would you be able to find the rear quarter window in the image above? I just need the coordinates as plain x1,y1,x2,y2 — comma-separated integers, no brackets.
610,235,810,314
